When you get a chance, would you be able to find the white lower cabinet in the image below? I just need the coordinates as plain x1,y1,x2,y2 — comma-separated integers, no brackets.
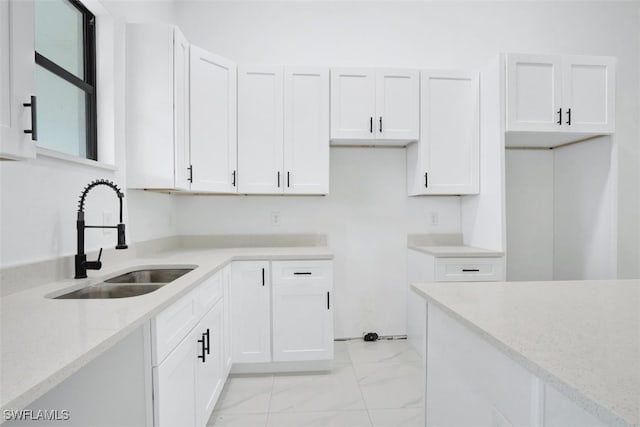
231,259,334,371
195,302,224,427
153,328,197,427
272,260,333,362
231,260,272,363
222,264,233,376
152,270,226,427
407,249,504,358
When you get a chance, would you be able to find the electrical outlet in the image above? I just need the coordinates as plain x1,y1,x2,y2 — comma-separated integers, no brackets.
102,211,114,235
429,211,439,226
270,212,280,226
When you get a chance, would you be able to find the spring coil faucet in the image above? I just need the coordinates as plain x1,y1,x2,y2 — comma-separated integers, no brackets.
75,179,128,279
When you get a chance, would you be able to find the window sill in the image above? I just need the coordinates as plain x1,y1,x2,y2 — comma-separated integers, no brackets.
36,147,117,171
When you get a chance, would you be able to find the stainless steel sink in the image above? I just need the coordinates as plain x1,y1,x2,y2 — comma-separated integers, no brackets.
104,268,194,284
54,283,165,299
53,267,195,299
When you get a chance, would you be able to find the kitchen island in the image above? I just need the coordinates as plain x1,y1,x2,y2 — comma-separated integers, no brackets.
412,279,639,427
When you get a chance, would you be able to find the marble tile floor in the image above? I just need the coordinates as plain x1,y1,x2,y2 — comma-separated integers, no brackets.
208,339,425,427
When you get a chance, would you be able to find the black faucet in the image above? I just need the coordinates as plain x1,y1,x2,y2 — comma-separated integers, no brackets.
75,179,128,279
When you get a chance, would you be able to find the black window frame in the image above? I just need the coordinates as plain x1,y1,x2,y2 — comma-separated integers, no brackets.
34,0,97,161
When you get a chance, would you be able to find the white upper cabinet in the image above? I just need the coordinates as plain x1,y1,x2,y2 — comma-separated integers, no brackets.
408,70,479,195
238,65,330,195
330,68,419,145
330,68,376,140
126,24,190,190
237,66,284,194
506,54,562,133
375,69,420,141
562,55,615,134
190,46,237,193
505,53,615,147
0,0,36,160
284,67,330,195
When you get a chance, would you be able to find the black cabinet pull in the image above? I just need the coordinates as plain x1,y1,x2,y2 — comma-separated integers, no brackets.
287,171,290,188
232,170,236,187
188,165,193,183
277,171,280,188
204,328,210,354
261,268,265,286
23,95,37,141
369,117,373,133
462,269,480,272
293,272,312,275
379,116,382,133
197,334,206,363
556,108,562,125
327,291,330,310
566,108,571,126
424,172,428,188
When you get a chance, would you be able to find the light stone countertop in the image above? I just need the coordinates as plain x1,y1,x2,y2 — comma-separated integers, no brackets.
411,279,640,426
408,245,504,257
0,246,333,414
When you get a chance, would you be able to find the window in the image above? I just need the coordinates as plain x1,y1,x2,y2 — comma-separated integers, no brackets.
34,0,97,160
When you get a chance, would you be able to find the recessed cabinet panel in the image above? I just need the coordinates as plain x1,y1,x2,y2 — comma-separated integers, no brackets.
190,47,237,193
506,54,562,132
375,69,419,141
563,57,615,133
330,68,375,140
0,0,36,160
284,67,330,195
195,302,224,427
237,66,284,194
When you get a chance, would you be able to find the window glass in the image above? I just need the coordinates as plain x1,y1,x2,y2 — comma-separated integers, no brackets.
35,0,84,78
34,0,96,160
35,66,87,158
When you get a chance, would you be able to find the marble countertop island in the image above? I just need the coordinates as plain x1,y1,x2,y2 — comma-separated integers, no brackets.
412,279,640,426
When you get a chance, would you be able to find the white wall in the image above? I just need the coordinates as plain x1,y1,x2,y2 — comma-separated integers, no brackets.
506,150,555,281
175,148,460,338
0,1,175,268
554,138,616,279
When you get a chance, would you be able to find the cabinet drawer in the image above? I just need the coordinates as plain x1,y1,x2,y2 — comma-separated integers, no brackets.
152,293,198,366
271,260,332,286
195,271,223,318
435,257,504,282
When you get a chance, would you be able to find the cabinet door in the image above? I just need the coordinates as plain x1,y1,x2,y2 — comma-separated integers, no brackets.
506,54,562,132
562,56,615,134
0,0,36,160
410,70,479,195
283,67,329,195
271,261,333,362
153,329,196,427
195,302,224,427
330,68,375,140
222,265,232,375
173,27,191,191
237,66,284,194
230,261,271,363
375,69,419,141
190,46,237,193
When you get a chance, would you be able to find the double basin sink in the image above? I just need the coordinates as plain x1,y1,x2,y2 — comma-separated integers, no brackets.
54,267,195,299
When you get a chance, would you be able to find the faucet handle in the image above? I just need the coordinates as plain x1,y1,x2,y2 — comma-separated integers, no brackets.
83,248,103,271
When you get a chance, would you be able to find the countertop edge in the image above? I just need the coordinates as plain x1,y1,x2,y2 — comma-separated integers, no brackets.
407,245,505,257
410,283,634,427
